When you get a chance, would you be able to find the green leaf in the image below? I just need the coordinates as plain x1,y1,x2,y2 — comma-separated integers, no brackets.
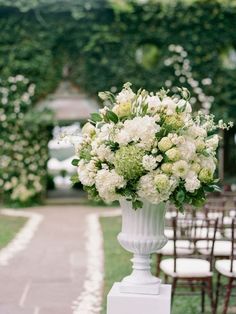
106,110,119,123
132,199,143,210
90,113,103,122
71,159,79,166
176,189,185,203
212,185,221,192
71,175,79,184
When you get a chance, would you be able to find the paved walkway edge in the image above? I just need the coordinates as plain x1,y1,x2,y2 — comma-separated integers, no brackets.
72,208,121,314
0,209,44,266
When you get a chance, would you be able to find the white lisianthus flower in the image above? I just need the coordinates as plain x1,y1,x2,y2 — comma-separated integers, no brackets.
206,134,219,150
161,163,173,174
146,95,161,114
168,133,185,145
195,138,205,152
184,171,201,193
198,168,213,183
158,137,173,152
165,148,180,161
177,99,192,113
199,156,216,173
82,122,96,137
95,169,126,202
188,125,207,138
172,160,189,178
142,155,158,171
116,87,135,105
161,97,177,115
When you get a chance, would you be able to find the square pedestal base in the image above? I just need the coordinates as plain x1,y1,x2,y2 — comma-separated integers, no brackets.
107,283,172,314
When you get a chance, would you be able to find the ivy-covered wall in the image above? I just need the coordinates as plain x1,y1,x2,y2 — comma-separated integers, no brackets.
0,0,236,206
1,0,236,117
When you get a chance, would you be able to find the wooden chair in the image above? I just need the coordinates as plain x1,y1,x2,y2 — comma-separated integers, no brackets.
214,218,236,314
160,217,218,313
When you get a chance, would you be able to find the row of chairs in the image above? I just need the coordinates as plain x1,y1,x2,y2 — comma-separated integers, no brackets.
156,215,236,313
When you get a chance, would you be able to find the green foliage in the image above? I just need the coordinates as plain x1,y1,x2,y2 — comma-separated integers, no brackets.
0,76,53,207
0,0,236,120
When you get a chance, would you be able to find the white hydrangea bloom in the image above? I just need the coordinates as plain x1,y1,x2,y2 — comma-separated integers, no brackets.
184,171,201,192
178,139,196,160
138,171,177,203
93,144,114,163
115,116,160,150
114,129,130,146
142,155,158,171
95,169,126,202
78,160,97,186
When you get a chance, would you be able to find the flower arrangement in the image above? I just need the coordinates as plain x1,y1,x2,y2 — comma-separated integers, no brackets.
72,83,232,211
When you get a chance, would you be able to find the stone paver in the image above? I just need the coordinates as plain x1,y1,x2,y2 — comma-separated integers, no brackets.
0,205,96,314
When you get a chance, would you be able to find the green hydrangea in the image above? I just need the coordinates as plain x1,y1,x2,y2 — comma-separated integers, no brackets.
165,114,184,129
114,145,145,180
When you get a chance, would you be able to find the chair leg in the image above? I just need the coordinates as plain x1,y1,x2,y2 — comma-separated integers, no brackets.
214,272,221,314
206,277,214,312
156,254,162,277
223,277,233,314
201,281,205,313
171,278,177,307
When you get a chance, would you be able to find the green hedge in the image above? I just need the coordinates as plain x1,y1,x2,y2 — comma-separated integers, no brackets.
1,0,236,206
0,1,236,119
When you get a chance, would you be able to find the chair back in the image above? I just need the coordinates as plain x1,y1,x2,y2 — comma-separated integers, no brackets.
172,216,218,272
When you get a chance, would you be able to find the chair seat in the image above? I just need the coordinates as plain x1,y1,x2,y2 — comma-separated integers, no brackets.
215,260,236,278
164,228,174,239
196,240,232,256
160,258,212,278
192,227,222,239
157,240,194,255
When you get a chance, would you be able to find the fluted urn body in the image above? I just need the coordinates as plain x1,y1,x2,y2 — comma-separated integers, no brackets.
118,199,168,295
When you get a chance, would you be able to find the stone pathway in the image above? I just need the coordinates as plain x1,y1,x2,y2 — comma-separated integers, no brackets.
0,205,99,314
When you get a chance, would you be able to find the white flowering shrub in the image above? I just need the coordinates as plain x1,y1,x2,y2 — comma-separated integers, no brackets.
71,83,233,211
0,76,53,207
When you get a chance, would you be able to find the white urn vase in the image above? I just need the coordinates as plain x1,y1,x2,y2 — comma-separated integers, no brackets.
117,199,168,295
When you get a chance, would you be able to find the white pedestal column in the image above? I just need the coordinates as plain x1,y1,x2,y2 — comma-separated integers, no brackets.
107,283,172,314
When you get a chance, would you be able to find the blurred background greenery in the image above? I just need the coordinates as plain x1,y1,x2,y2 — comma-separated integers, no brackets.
0,0,236,207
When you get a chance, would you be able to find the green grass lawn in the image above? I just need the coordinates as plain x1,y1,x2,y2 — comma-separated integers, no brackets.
0,214,27,249
100,216,236,314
